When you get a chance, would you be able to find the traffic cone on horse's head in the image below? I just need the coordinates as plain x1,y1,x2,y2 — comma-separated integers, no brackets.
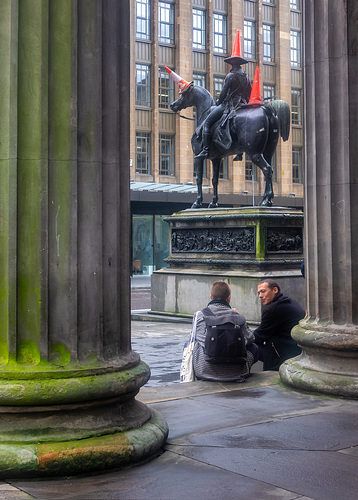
248,66,262,105
224,30,248,65
164,66,192,93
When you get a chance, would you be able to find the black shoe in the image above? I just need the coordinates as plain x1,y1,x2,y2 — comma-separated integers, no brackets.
233,153,243,161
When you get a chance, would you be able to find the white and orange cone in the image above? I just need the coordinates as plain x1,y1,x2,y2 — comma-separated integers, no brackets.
164,66,192,93
248,66,262,105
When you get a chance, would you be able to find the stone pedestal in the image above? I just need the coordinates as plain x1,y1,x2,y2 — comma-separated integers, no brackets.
0,1,167,477
151,207,304,323
280,0,358,398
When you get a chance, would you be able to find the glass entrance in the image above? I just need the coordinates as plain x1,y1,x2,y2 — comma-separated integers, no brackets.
132,215,169,275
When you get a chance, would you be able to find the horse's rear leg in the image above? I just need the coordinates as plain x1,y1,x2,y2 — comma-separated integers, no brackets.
251,153,274,206
208,158,221,208
192,158,204,208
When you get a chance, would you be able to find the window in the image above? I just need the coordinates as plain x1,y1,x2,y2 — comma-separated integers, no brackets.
158,67,174,108
193,9,206,50
263,24,275,63
263,84,275,101
290,0,300,10
193,73,206,88
244,20,256,59
136,0,150,40
213,13,227,54
136,64,151,107
158,2,174,44
292,147,302,183
136,133,151,174
245,155,257,181
159,135,175,176
213,76,224,101
291,89,302,125
291,30,301,67
219,158,228,179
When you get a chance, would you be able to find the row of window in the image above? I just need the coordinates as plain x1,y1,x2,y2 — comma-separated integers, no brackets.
244,21,301,66
136,64,302,126
136,132,230,178
136,1,301,66
245,147,302,184
136,133,175,176
136,131,302,184
135,0,302,186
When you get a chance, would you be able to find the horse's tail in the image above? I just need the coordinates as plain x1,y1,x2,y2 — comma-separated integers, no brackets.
267,100,290,141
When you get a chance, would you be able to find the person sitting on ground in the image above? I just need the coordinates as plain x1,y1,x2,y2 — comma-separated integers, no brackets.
254,279,305,371
192,281,258,382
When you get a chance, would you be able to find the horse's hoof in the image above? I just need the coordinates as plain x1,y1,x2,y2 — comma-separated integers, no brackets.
208,202,219,209
259,199,273,207
191,201,203,209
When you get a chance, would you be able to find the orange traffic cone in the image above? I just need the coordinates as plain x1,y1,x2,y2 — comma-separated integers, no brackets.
224,30,248,65
164,66,192,93
248,66,262,105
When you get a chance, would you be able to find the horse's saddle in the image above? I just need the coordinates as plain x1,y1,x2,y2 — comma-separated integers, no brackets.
195,109,236,151
212,110,236,150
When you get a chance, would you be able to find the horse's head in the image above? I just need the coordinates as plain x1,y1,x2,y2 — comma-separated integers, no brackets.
170,84,195,113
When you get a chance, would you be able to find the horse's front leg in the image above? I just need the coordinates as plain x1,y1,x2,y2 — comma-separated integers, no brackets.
251,154,274,206
208,158,221,208
191,158,204,209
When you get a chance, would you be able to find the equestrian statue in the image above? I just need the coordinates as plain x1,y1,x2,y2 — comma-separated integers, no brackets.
165,31,290,208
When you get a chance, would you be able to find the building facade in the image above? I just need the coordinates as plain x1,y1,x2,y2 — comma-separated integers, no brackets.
130,0,303,275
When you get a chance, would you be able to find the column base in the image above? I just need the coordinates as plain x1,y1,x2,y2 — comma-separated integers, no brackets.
0,360,169,477
0,408,168,478
280,321,358,399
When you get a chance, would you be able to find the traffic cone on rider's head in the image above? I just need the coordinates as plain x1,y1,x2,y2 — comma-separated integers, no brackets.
248,66,262,105
224,30,248,65
164,66,192,93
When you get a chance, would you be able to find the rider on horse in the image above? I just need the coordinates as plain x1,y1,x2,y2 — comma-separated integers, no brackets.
195,31,252,160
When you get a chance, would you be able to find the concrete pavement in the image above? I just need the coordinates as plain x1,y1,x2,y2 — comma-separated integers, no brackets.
0,280,358,500
1,287,358,499
4,370,358,500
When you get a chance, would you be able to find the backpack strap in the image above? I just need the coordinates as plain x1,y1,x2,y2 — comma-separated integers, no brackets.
202,306,214,316
202,306,245,327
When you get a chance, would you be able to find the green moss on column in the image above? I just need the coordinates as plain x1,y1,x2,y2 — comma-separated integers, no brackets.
0,1,18,365
256,220,265,260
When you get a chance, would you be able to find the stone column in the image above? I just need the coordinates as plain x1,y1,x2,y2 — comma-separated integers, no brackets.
280,0,358,398
0,0,167,477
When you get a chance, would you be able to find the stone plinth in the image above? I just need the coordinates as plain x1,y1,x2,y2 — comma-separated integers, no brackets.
151,207,304,323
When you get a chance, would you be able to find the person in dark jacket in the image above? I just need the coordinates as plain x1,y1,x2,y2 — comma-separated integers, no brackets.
254,279,305,371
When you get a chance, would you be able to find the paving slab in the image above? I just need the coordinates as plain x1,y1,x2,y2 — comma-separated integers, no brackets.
0,483,34,499
167,445,357,500
7,380,358,500
3,319,358,500
9,451,310,500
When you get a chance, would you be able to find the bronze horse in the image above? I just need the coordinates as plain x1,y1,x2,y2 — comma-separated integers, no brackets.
170,84,290,208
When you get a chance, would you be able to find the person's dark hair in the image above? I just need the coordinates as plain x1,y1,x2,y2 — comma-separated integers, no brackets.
210,281,231,301
258,279,281,293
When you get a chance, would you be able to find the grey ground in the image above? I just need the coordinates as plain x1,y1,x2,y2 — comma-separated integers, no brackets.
1,276,357,499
